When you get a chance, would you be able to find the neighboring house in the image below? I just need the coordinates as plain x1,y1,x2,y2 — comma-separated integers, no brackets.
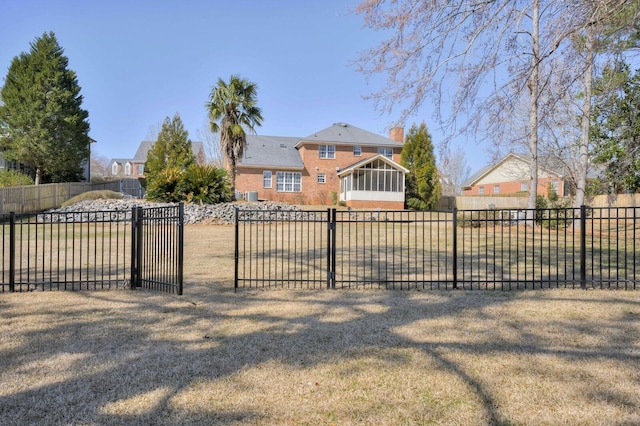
462,153,571,197
1,139,93,182
106,141,206,179
235,122,408,209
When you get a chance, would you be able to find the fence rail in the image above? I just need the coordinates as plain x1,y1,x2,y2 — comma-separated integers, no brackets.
235,206,640,290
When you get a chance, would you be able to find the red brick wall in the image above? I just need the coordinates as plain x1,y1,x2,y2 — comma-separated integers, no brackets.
346,200,405,210
462,177,564,197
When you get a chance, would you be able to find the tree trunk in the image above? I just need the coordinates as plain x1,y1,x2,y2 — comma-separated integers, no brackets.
575,27,594,209
35,168,41,186
527,0,540,222
228,159,236,198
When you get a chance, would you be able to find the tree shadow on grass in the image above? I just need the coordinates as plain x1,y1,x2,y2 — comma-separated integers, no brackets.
1,284,639,425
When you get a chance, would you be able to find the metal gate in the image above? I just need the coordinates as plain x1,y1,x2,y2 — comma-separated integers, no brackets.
2,203,184,294
131,203,184,295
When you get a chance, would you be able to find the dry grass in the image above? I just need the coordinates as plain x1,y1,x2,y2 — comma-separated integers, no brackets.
1,224,640,425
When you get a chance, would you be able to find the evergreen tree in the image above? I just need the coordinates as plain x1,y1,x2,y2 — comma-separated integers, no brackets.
591,63,640,192
144,113,195,201
401,122,441,210
0,32,90,184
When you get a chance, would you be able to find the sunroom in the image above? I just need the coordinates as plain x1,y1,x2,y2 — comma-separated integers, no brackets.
337,154,408,206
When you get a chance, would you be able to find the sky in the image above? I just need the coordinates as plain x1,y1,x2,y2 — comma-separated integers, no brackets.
0,0,491,172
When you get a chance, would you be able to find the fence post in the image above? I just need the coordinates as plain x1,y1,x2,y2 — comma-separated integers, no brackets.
452,208,458,290
329,208,336,289
9,212,15,292
234,207,239,292
580,205,587,289
130,206,139,290
177,202,184,296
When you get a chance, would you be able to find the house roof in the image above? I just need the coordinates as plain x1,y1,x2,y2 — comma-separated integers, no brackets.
337,154,409,177
296,122,401,148
134,141,154,161
240,135,305,169
463,153,565,188
131,141,205,162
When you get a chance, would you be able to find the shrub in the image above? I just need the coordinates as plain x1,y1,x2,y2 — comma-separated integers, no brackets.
0,169,34,187
406,197,427,210
180,164,232,204
145,166,184,202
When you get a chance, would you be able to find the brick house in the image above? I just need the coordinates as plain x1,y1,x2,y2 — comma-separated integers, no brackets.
462,153,570,197
107,141,206,179
235,122,408,209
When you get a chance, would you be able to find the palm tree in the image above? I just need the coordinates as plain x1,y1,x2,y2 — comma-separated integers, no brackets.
206,75,263,195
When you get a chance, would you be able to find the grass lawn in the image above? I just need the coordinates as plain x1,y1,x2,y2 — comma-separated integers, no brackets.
1,224,639,425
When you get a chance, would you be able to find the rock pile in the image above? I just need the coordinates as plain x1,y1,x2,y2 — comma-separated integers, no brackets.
41,200,321,224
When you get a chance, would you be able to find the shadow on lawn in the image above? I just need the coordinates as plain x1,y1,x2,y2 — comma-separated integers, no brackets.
1,285,639,425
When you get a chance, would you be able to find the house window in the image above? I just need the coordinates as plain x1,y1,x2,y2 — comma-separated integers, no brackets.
353,146,362,156
551,180,559,192
377,147,393,160
319,145,335,159
276,172,302,192
111,162,119,175
137,165,145,175
124,162,131,176
263,171,272,188
494,185,500,194
317,173,326,184
521,182,528,192
478,186,484,195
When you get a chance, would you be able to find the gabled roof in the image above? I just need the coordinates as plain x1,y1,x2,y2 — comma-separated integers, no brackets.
337,154,409,177
296,122,400,148
133,141,154,161
239,135,305,169
463,153,565,188
109,158,132,165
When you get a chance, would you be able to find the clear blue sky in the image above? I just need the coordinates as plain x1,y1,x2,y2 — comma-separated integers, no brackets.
0,0,489,171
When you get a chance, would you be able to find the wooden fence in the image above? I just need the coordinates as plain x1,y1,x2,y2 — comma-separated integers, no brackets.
0,179,143,214
447,194,640,210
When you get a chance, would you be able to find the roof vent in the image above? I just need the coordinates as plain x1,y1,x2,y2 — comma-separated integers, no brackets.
280,143,287,148
338,122,348,127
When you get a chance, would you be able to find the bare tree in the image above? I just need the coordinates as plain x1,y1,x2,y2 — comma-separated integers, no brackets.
355,0,570,210
440,146,471,195
354,0,637,210
144,121,164,142
90,152,110,182
196,122,224,167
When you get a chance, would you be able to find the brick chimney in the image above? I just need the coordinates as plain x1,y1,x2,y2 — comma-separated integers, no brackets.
389,126,404,143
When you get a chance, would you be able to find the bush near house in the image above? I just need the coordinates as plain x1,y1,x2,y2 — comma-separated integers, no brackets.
0,169,34,187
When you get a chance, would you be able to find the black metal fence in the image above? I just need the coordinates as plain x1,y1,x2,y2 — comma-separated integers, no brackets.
235,206,639,290
1,204,183,294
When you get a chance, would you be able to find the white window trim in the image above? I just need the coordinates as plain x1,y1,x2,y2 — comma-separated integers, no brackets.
319,145,335,159
353,146,362,156
317,173,326,184
263,170,272,188
276,172,302,192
